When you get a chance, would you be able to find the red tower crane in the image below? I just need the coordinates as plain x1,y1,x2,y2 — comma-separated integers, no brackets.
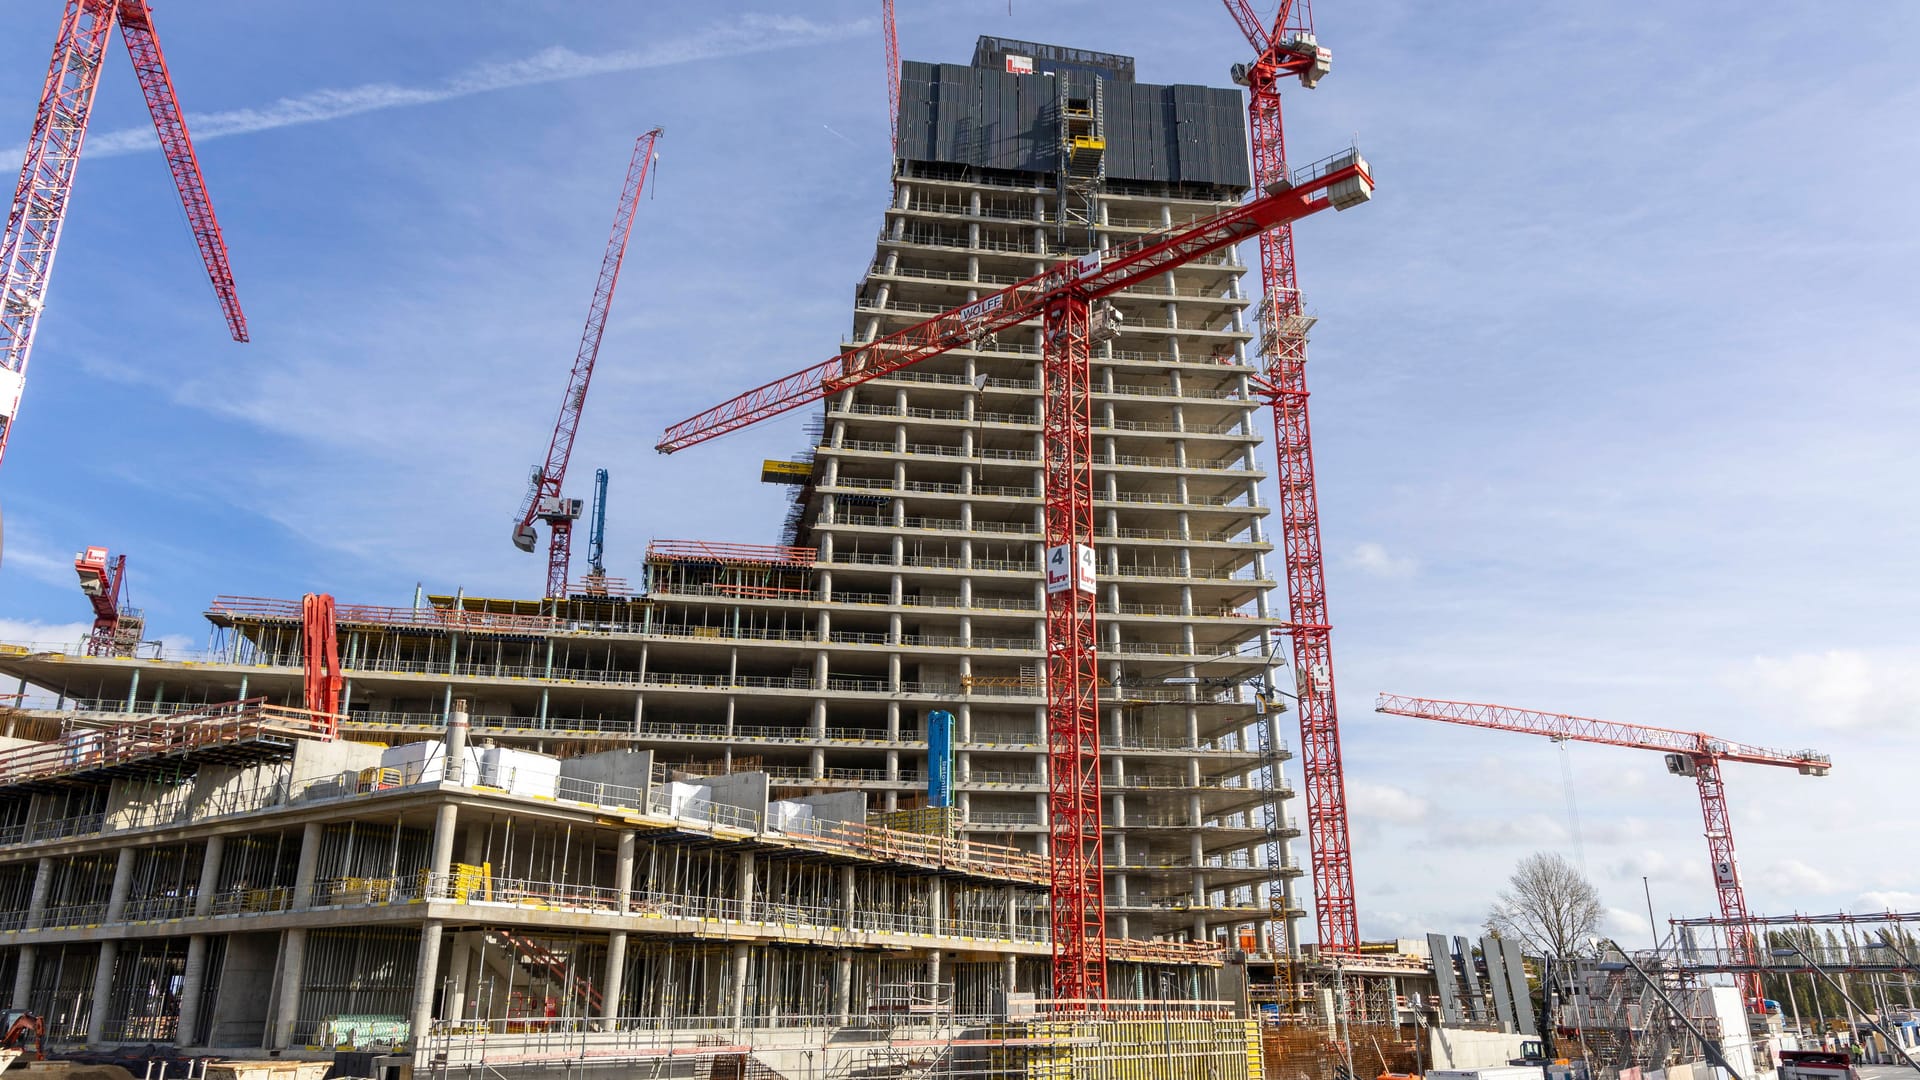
1216,2,1357,955
658,149,1374,1000
882,0,901,153
74,545,141,657
0,0,248,468
1374,693,1831,1007
512,128,663,600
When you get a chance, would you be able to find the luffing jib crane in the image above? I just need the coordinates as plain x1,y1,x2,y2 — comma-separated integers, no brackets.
658,148,1374,1000
1217,0,1358,955
74,545,141,657
0,0,248,469
1374,693,1831,1008
512,128,663,601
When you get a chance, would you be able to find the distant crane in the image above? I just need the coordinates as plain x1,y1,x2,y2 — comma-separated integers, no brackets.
0,0,248,469
511,128,663,601
1375,693,1832,1008
73,545,141,656
1216,0,1354,955
657,148,1374,1001
584,467,610,589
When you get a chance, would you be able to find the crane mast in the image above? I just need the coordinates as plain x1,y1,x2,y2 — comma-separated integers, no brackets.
658,149,1373,1000
512,128,663,600
587,468,610,580
0,0,248,469
1217,0,1354,957
1375,693,1831,1008
74,545,140,657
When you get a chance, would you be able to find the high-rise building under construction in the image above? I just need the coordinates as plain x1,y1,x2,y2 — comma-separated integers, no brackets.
0,35,1298,1065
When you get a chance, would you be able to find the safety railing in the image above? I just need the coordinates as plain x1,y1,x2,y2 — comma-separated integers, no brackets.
41,901,110,927
645,540,817,566
0,699,334,789
773,813,1048,884
208,595,560,634
122,894,196,922
208,885,296,915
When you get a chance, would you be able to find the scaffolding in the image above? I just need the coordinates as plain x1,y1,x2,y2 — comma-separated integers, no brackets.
0,699,329,791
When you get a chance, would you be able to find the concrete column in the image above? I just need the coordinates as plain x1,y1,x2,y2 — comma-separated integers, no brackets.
445,700,470,783
601,931,627,1030
738,850,756,920
11,944,35,1008
1004,954,1019,995
291,821,323,909
194,835,225,917
411,919,444,1048
834,951,853,1024
176,934,208,1047
841,864,858,930
428,803,459,893
104,845,136,923
26,856,52,930
461,938,485,1026
272,928,306,1049
87,940,118,1044
929,876,945,936
447,934,472,1024
730,943,751,1027
615,829,636,914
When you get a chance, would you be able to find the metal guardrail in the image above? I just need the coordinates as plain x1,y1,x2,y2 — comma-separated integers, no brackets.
645,539,816,565
0,699,333,789
208,596,560,634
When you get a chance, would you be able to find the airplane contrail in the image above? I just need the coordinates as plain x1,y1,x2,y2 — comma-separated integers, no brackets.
6,13,871,160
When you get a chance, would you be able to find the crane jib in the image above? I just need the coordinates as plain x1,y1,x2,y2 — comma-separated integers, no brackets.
655,152,1370,454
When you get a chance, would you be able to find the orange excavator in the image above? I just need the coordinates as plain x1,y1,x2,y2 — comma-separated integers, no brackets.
0,1009,44,1062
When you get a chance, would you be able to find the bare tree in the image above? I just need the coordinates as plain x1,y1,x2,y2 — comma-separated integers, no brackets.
1487,851,1603,959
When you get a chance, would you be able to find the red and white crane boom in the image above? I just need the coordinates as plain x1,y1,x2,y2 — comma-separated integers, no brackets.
882,0,901,153
658,147,1372,1000
512,127,663,600
656,150,1372,453
1375,693,1831,1005
1216,0,1355,956
0,0,247,468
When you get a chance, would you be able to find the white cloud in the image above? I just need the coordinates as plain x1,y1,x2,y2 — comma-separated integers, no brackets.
0,618,90,652
1603,906,1659,945
1606,848,1706,887
1349,541,1416,579
1857,890,1920,912
1427,813,1570,850
1771,858,1835,895
1,543,73,589
1731,648,1920,732
1349,780,1431,825
5,14,871,160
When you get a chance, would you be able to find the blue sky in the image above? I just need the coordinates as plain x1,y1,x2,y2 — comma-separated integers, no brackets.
1,1,1916,948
